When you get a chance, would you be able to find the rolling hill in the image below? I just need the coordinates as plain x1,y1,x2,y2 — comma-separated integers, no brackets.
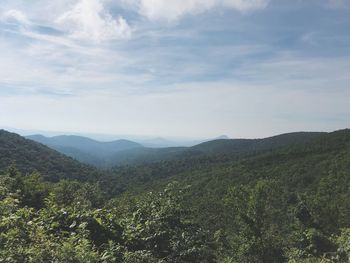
191,131,326,155
106,131,326,166
97,131,330,195
27,131,326,167
0,130,98,181
103,129,350,229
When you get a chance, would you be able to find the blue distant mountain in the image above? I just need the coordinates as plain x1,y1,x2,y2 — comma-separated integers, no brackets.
26,134,143,167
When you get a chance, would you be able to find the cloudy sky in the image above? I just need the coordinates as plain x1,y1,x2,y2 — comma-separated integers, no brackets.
0,0,349,138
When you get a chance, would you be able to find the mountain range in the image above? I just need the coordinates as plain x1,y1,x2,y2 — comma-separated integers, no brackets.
26,131,326,168
26,134,143,167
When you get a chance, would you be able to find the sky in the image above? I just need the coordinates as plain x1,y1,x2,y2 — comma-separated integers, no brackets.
0,0,349,139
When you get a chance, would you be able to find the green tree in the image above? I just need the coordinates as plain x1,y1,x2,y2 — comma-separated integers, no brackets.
225,180,288,263
121,182,215,262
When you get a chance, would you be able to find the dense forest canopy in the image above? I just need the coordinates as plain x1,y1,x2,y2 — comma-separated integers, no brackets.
1,129,350,262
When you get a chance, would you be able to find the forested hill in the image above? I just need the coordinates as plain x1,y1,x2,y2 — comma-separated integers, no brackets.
103,129,347,194
105,131,326,166
0,130,98,181
191,131,326,155
102,129,350,261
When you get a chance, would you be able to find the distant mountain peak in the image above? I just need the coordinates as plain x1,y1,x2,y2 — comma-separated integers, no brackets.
215,135,230,140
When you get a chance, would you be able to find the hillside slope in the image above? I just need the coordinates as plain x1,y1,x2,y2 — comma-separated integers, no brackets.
101,131,335,196
117,129,350,214
107,131,325,166
0,130,98,181
100,129,350,262
191,131,325,155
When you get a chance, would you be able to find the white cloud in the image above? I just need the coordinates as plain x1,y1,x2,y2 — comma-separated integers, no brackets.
0,1,138,99
1,9,30,26
0,0,132,43
0,0,349,137
56,0,131,42
122,0,269,21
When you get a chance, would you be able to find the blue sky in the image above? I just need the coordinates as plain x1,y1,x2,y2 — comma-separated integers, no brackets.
0,0,349,138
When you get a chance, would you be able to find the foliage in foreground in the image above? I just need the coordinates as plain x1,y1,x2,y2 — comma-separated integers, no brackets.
0,171,214,263
2,166,350,263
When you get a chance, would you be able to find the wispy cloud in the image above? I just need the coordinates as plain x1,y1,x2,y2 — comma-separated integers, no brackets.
56,0,131,42
0,0,349,137
1,0,131,43
1,9,30,26
0,0,136,97
121,0,270,21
